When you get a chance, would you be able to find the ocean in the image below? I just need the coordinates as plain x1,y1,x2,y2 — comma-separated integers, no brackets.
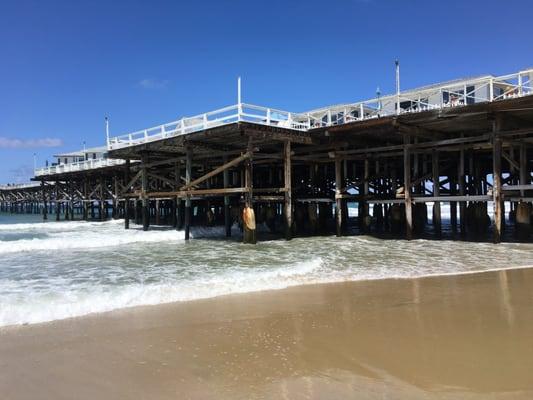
1,210,533,327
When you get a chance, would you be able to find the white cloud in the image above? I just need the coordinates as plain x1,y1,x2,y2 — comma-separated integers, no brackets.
138,78,169,89
0,137,63,149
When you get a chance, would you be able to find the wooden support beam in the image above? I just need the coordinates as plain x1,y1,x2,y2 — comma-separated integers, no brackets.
404,136,413,240
145,187,251,198
141,154,149,231
432,150,441,235
55,181,60,221
412,195,491,203
124,160,130,229
147,173,177,190
519,144,528,197
41,181,47,221
335,155,343,237
458,144,466,235
180,151,252,191
185,147,192,240
223,156,231,237
493,117,503,243
246,129,316,145
99,175,105,221
243,142,256,244
284,141,292,240
173,162,180,230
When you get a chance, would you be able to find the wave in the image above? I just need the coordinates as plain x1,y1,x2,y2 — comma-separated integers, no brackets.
0,258,323,326
0,227,186,253
0,219,123,231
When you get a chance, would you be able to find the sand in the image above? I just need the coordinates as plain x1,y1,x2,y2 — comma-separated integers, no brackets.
1,267,533,399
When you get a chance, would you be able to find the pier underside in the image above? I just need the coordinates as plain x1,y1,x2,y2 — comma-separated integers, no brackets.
7,95,533,243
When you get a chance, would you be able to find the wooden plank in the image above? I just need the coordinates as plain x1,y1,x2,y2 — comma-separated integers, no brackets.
252,187,288,193
502,184,533,191
146,187,251,198
412,195,491,203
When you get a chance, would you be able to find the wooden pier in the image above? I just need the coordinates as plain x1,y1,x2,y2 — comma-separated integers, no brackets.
3,69,533,243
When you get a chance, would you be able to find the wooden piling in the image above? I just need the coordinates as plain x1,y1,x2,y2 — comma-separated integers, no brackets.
41,181,47,221
458,146,466,235
404,136,413,240
223,156,231,237
55,181,60,221
141,154,149,231
184,147,192,240
124,160,130,229
99,175,105,222
284,141,292,240
432,150,441,236
335,154,343,237
243,141,256,244
493,133,503,243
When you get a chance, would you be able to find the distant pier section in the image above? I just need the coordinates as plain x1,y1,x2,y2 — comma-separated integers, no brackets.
2,68,533,243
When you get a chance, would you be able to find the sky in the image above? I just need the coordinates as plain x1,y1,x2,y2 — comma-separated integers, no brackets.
0,0,532,182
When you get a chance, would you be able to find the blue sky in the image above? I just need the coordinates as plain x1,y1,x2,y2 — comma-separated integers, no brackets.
0,0,531,182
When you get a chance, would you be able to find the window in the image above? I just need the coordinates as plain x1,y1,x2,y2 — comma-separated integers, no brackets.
466,86,475,105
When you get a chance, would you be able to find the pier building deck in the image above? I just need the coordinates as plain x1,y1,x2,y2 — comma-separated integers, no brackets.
6,67,533,243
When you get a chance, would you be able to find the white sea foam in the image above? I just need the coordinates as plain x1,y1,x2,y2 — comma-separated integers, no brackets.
0,219,123,231
1,217,533,328
0,258,323,326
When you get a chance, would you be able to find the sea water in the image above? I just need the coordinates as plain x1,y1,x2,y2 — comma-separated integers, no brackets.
1,212,533,327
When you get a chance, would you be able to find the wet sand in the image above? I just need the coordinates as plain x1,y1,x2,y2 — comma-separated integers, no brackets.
1,268,533,400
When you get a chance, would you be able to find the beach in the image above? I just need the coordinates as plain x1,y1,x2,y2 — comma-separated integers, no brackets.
2,267,532,399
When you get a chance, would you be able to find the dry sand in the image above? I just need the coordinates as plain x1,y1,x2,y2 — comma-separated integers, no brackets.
1,267,533,399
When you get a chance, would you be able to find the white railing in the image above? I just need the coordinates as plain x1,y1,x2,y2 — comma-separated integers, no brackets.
107,103,311,150
106,69,533,151
305,68,533,127
34,158,126,177
0,182,41,190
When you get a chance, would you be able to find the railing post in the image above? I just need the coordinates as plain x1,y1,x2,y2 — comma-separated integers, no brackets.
489,78,494,101
266,108,271,125
327,110,332,125
238,102,243,120
161,125,166,138
359,103,364,120
518,73,523,96
203,113,208,129
181,118,185,135
128,134,132,145
144,129,148,140
288,112,292,128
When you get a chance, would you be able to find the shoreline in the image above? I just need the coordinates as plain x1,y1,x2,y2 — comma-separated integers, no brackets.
2,267,533,399
2,263,533,331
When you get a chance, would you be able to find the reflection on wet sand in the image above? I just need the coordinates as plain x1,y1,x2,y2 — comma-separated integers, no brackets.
1,268,533,399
